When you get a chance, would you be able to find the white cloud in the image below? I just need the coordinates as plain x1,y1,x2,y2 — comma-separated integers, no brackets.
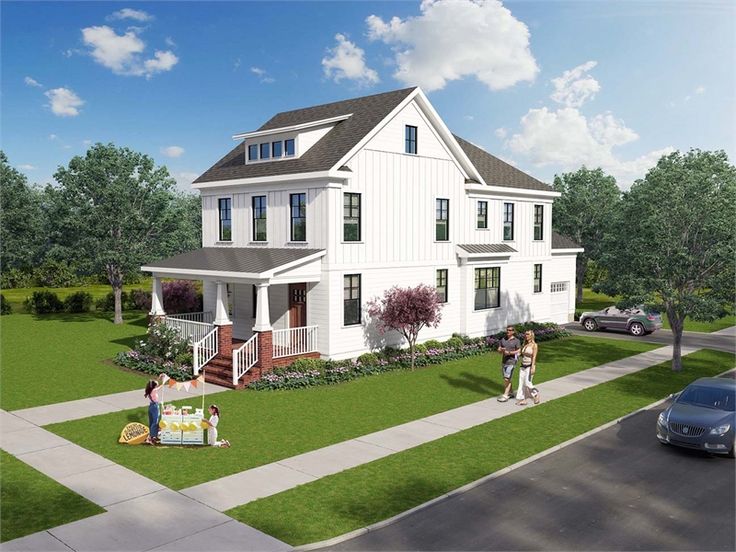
495,127,508,139
695,85,706,94
17,164,36,170
550,61,600,108
463,115,474,121
44,88,84,117
165,36,176,48
109,8,153,22
173,171,199,191
322,34,379,86
49,134,58,140
24,76,42,87
506,106,673,188
161,145,185,158
250,66,275,83
366,0,538,91
81,25,178,78
82,139,92,146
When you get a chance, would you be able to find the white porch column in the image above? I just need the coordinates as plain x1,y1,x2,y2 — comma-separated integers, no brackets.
253,282,272,332
213,281,232,326
149,277,165,316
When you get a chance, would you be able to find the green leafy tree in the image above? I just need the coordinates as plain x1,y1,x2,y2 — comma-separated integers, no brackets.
552,167,621,304
50,144,179,324
597,150,736,371
158,193,202,256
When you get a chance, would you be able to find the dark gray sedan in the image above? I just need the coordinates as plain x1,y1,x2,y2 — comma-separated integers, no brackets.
657,377,736,457
580,306,663,336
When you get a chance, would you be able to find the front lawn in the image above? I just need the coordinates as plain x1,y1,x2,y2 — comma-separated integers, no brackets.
229,348,735,546
579,288,735,333
0,313,149,411
46,336,658,490
0,450,104,542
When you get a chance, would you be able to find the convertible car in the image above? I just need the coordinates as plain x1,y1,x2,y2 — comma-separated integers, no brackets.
579,306,663,336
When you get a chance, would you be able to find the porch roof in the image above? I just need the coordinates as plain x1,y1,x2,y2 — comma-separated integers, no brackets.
142,247,325,279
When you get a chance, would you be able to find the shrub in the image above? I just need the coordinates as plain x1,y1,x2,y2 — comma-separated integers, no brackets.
95,291,129,312
445,336,465,350
129,289,152,311
163,280,201,314
32,260,80,288
413,343,427,354
114,321,193,379
63,291,93,313
0,295,12,315
24,291,64,314
0,268,34,289
288,357,327,373
423,339,443,350
357,352,380,366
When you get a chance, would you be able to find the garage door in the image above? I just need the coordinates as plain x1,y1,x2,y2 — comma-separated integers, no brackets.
550,281,570,324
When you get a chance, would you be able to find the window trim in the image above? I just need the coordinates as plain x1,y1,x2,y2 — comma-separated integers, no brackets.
289,192,307,242
436,268,448,303
271,141,283,159
259,142,271,160
247,144,258,161
405,125,418,154
503,202,514,241
252,195,267,242
284,138,296,157
218,197,233,242
343,192,361,242
343,274,362,326
477,200,488,229
474,267,501,311
533,204,544,241
533,263,543,293
436,198,449,242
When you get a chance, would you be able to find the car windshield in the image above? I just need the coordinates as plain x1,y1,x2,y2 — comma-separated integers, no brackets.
677,385,736,412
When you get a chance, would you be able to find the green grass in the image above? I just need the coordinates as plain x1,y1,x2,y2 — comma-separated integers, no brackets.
0,313,150,411
228,348,735,546
46,336,658,490
1,280,152,313
578,288,735,333
0,450,104,542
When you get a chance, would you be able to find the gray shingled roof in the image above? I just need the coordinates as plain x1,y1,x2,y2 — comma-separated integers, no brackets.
453,135,553,192
551,231,582,250
457,244,518,255
142,247,324,275
194,88,416,183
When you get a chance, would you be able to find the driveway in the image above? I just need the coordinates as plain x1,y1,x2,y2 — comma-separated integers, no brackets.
324,397,735,551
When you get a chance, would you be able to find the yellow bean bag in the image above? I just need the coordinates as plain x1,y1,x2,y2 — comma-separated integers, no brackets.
118,423,149,445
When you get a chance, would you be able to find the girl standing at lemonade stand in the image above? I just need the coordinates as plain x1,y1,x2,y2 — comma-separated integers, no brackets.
144,375,165,445
204,405,230,447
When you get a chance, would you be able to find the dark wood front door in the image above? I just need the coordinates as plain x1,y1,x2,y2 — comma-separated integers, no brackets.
289,283,307,328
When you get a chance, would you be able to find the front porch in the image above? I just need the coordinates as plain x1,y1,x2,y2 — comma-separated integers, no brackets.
141,247,326,388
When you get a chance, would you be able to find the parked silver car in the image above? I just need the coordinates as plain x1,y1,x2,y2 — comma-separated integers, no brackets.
580,306,663,336
657,377,736,457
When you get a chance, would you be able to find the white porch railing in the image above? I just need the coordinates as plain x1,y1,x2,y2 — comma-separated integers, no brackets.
233,334,259,385
193,327,218,375
272,325,318,358
163,313,214,345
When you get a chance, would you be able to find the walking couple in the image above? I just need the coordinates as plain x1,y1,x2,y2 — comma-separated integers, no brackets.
497,326,541,405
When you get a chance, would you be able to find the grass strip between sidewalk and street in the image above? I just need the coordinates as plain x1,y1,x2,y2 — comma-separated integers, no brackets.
226,348,735,546
45,336,657,490
0,450,105,543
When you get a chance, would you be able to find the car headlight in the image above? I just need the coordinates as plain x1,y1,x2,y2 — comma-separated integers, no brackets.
709,424,731,436
657,412,667,427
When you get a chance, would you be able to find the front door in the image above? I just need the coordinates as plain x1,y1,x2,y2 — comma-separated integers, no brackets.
288,283,307,328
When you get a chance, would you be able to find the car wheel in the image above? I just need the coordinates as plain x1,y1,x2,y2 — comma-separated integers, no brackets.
629,322,645,336
583,318,598,332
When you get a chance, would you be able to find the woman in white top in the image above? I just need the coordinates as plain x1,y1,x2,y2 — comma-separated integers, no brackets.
516,330,541,406
206,405,230,447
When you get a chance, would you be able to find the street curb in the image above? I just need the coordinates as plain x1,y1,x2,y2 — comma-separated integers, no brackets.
295,366,736,551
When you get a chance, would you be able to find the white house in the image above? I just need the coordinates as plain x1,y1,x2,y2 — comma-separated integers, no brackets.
142,87,582,388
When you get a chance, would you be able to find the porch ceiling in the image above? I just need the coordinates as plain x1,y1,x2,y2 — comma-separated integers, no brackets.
142,247,325,280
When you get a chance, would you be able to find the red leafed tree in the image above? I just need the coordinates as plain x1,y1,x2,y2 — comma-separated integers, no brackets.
367,284,443,370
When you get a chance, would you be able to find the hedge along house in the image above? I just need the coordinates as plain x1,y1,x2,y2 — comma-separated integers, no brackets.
143,87,582,388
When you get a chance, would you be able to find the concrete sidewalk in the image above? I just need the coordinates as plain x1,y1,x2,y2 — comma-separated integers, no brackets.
180,344,695,512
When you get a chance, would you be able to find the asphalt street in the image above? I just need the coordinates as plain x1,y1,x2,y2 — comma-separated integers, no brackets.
325,396,736,551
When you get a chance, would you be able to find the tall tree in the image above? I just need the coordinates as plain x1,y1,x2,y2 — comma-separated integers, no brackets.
0,152,46,272
51,144,179,323
552,167,621,304
597,150,736,371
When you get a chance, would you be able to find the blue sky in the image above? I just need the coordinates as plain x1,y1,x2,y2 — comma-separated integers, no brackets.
2,1,734,192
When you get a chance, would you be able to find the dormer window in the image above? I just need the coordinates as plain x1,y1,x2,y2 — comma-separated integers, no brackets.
272,141,283,157
248,144,258,161
260,143,270,160
285,139,295,157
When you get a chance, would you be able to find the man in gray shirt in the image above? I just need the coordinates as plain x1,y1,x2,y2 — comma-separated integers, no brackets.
497,326,520,402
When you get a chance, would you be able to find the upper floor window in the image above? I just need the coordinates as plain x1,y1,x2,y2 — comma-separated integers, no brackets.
343,193,361,242
248,144,258,161
343,274,361,326
290,193,306,242
218,198,232,241
503,202,514,241
285,139,295,157
436,269,448,303
252,195,267,242
477,201,488,229
474,267,500,310
405,125,418,154
436,198,449,241
272,141,283,158
533,204,544,241
260,143,270,160
533,264,543,293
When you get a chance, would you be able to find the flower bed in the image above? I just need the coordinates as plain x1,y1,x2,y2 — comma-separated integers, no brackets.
114,322,193,381
249,322,569,391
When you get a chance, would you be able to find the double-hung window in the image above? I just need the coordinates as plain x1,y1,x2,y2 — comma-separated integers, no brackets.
405,125,417,154
343,193,361,242
272,141,283,158
252,195,267,242
533,204,544,240
248,144,258,161
503,202,514,241
477,201,488,229
343,274,361,326
290,193,306,242
218,198,232,241
533,264,543,293
285,139,295,157
474,267,500,310
260,143,270,160
436,269,448,303
436,199,449,241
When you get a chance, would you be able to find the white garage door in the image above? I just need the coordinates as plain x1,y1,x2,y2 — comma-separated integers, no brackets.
550,281,570,324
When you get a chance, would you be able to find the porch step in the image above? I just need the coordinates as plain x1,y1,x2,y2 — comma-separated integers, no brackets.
201,357,247,390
